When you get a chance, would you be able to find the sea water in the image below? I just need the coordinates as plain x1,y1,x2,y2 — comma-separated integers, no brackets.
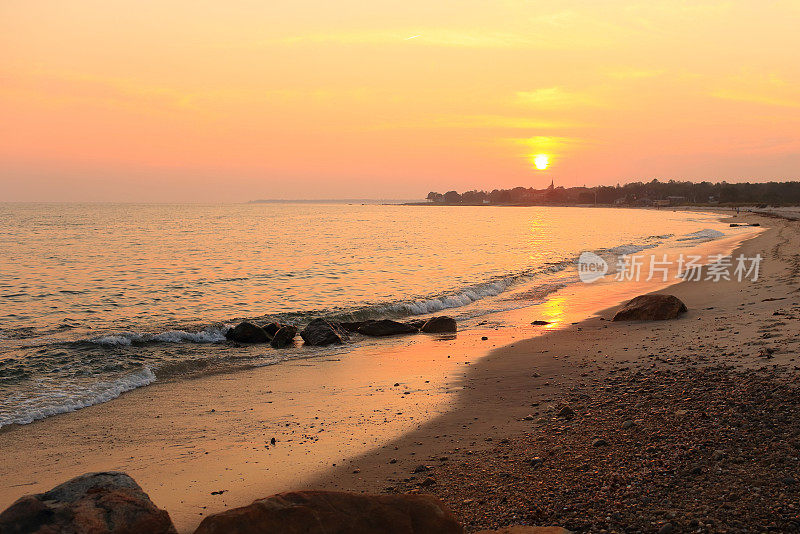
0,203,741,427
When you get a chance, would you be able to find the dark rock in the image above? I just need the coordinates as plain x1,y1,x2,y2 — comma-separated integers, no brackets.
227,322,270,343
592,438,609,447
405,319,428,329
300,319,350,346
341,321,373,333
193,490,463,534
621,419,635,429
557,406,576,419
420,316,457,333
412,465,430,473
262,322,282,337
531,320,551,325
612,294,687,321
357,319,419,337
270,325,298,348
0,471,176,534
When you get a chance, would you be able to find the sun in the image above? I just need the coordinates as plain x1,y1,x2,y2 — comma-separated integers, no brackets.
533,154,549,170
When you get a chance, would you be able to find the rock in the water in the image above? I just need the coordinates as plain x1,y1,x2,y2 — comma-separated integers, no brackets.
420,316,457,334
405,319,428,329
0,471,176,534
261,322,282,338
300,319,350,346
193,490,463,534
531,320,551,325
226,322,270,343
357,319,419,337
612,294,687,321
270,325,298,348
340,321,373,333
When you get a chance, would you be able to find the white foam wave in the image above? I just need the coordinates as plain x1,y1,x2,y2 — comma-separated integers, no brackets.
0,367,156,428
677,229,725,242
89,326,228,346
604,243,658,256
376,264,570,317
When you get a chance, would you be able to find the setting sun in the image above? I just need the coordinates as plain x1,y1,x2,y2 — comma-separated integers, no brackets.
533,154,550,170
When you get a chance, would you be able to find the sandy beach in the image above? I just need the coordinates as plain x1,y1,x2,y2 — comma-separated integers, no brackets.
310,211,800,532
1,211,796,533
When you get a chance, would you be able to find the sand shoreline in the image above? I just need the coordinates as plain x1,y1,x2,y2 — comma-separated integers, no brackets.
0,212,783,533
307,212,799,532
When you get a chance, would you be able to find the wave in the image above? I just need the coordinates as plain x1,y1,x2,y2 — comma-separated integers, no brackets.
602,243,660,256
677,229,725,242
80,234,677,346
0,367,156,428
89,326,229,346
360,263,570,317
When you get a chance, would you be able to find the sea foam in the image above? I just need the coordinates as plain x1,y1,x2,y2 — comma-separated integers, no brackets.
89,326,229,346
0,367,156,428
677,229,725,242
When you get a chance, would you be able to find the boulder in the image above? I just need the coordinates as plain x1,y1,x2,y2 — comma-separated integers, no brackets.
270,326,298,348
357,319,419,337
226,322,270,343
476,528,571,534
420,316,457,334
405,319,428,329
612,294,687,321
0,471,176,534
300,319,350,346
193,490,462,534
262,322,282,338
340,321,373,333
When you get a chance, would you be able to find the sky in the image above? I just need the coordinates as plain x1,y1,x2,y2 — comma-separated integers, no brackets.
2,0,799,201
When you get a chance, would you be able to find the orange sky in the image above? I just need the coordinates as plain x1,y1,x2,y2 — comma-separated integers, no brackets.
2,1,799,201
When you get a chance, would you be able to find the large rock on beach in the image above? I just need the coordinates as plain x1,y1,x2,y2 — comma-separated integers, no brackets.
270,325,298,348
405,319,428,329
261,322,282,338
612,294,687,321
357,319,419,337
226,322,270,343
0,471,177,534
340,321,372,333
193,490,462,534
300,319,350,346
420,316,458,333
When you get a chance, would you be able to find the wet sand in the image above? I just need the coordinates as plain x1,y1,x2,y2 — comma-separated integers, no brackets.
0,213,777,533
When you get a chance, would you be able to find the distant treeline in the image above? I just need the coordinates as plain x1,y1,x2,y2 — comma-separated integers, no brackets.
423,180,800,206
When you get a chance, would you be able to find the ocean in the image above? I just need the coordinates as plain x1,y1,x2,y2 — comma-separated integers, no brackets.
0,203,736,427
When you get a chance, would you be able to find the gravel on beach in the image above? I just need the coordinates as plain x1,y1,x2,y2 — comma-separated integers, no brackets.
388,365,800,533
